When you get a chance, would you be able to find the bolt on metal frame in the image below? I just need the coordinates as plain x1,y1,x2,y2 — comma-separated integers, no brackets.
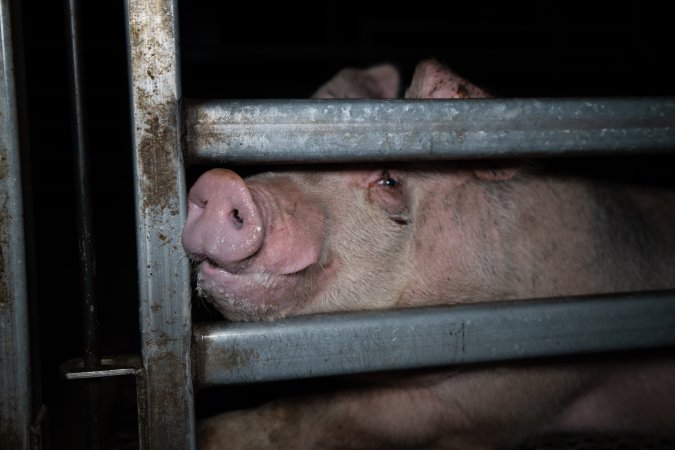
59,0,675,449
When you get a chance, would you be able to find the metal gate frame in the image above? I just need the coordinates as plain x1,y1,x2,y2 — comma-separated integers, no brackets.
3,0,674,448
117,1,675,448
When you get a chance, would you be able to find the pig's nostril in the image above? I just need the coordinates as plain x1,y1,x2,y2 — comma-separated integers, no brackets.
231,209,244,229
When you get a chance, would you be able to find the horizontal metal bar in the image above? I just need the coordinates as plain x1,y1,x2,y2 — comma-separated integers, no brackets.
185,98,675,163
193,290,675,387
61,355,142,380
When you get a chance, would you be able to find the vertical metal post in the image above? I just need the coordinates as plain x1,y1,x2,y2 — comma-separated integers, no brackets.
64,0,101,448
0,0,31,448
124,0,196,449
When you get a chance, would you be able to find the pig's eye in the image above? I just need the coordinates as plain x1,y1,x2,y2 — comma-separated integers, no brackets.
377,172,399,188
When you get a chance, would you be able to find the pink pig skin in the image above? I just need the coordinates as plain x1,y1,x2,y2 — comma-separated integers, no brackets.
182,60,675,449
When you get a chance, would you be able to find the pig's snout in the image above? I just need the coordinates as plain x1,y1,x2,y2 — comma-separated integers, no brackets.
182,169,264,272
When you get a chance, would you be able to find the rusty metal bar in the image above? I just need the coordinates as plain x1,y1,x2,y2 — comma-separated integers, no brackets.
0,0,32,448
193,290,675,386
185,98,675,164
124,0,195,449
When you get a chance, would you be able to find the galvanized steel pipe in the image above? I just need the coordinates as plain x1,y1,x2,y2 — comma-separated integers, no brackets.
1,0,32,448
185,98,675,164
193,290,675,387
125,0,196,448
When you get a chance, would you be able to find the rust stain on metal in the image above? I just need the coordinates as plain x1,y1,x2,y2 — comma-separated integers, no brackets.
146,352,191,437
191,129,231,163
127,1,195,446
165,312,177,325
136,99,181,217
128,0,181,219
0,150,10,308
145,331,175,350
184,102,230,164
0,245,8,309
213,346,259,372
0,148,7,179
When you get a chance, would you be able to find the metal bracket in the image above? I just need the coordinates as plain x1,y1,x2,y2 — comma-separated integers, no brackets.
60,355,143,380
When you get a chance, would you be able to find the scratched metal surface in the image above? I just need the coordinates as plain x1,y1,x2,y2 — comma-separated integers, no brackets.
0,0,32,448
124,0,195,448
185,98,675,164
193,290,675,386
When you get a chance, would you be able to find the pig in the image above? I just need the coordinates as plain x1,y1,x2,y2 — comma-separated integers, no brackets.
181,60,675,449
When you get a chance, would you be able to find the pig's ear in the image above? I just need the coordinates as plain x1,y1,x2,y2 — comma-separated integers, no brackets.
312,64,400,99
405,59,491,99
470,160,524,181
406,60,520,180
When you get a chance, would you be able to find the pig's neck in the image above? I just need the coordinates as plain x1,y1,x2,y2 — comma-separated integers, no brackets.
399,173,675,309
399,173,519,308
505,176,601,299
506,175,675,300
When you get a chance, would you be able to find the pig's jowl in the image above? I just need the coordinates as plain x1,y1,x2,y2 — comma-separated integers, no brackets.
182,60,675,449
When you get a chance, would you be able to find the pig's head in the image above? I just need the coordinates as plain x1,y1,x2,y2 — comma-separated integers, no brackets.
182,60,571,321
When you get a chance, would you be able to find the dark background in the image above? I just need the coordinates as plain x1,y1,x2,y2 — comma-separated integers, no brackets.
18,1,675,448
